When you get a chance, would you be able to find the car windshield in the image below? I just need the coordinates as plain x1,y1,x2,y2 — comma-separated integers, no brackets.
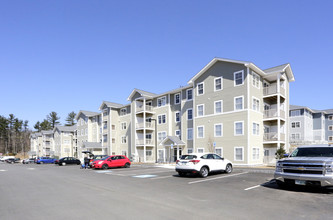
180,155,197,160
290,147,333,157
100,156,110,160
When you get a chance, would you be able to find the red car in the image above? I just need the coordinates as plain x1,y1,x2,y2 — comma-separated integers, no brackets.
92,155,131,169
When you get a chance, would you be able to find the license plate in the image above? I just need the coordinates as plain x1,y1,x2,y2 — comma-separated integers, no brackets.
182,162,188,165
295,180,306,185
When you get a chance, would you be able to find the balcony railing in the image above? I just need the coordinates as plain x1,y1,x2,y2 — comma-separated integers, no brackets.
264,132,285,141
264,109,286,119
136,122,154,129
263,85,286,96
136,105,153,112
136,139,154,145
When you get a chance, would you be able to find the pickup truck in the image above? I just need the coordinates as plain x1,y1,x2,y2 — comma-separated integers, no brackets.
275,144,333,189
36,157,57,164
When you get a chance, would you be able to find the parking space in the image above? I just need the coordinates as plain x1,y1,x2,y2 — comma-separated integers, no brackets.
1,162,333,219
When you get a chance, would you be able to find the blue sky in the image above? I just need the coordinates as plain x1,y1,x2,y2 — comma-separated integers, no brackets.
0,0,332,129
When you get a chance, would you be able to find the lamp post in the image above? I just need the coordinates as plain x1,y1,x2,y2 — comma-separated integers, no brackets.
150,118,158,163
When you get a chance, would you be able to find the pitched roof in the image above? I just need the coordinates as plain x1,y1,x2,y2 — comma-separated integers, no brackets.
54,125,77,133
127,88,157,101
99,101,124,110
160,136,186,146
75,110,100,120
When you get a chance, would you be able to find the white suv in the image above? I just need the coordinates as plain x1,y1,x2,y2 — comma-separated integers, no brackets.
175,153,233,178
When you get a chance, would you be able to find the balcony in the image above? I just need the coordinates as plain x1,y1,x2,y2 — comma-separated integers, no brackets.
136,122,154,130
136,139,154,146
263,84,286,97
264,109,286,120
264,132,285,142
136,105,153,113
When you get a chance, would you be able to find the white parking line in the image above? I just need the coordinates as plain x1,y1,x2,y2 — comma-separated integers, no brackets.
151,176,174,180
0,170,7,172
244,185,261,191
188,172,248,185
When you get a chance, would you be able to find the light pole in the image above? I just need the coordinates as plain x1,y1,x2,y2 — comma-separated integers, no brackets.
150,118,158,163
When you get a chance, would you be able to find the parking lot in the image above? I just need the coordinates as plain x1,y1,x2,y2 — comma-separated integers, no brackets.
1,163,333,220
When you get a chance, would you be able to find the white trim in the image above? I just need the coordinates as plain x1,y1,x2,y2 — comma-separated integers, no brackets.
215,147,223,157
234,70,244,86
187,148,193,154
291,121,301,128
187,128,193,140
175,130,181,138
157,96,167,108
252,71,260,89
197,82,204,96
234,121,244,136
252,96,260,112
157,114,167,124
252,122,260,136
214,100,223,114
252,147,260,160
197,125,204,138
234,96,244,111
234,147,244,161
214,77,223,91
214,123,223,137
197,104,204,117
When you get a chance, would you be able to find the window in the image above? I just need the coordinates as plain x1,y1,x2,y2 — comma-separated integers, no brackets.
187,148,193,154
215,100,223,114
215,148,223,157
252,148,259,160
187,128,193,140
197,83,204,95
235,121,244,135
329,115,333,121
197,126,204,138
78,130,80,136
187,109,193,120
252,72,260,88
253,123,259,135
175,112,180,122
235,147,244,161
175,93,180,104
85,128,88,135
291,133,300,140
121,122,127,130
290,110,301,117
103,121,107,129
175,130,181,139
103,110,108,116
187,89,193,100
197,104,204,117
215,124,223,137
112,138,115,144
197,148,204,153
235,96,243,111
146,150,152,157
120,108,127,116
215,77,223,91
103,135,107,143
112,125,115,130
121,136,127,144
157,96,166,107
252,98,260,112
329,136,333,141
291,122,301,128
234,70,244,86
122,151,127,156
328,125,333,131
158,131,167,141
158,114,166,124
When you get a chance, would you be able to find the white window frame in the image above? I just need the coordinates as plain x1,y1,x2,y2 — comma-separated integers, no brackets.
291,121,301,128
175,112,180,123
187,128,193,140
252,147,260,160
187,148,193,154
158,114,166,124
329,125,333,131
252,122,260,136
186,89,193,101
234,121,244,136
197,148,204,153
214,77,223,91
328,115,333,120
252,71,260,89
121,136,127,144
158,131,167,141
290,110,301,117
329,136,333,141
197,104,204,117
214,123,223,137
214,100,223,114
252,97,260,112
175,130,181,138
197,126,204,138
215,147,223,157
234,96,244,111
187,108,193,120
234,147,244,161
120,108,127,116
234,70,244,86
157,96,167,107
121,122,127,130
174,93,180,105
197,82,204,96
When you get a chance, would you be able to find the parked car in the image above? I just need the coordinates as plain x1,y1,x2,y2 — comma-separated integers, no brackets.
36,157,57,164
89,155,108,166
91,155,131,169
0,156,15,162
23,158,35,164
275,144,333,189
6,158,21,164
57,157,81,166
175,153,233,178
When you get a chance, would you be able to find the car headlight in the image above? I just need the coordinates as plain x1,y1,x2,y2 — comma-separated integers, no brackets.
98,161,104,165
325,163,333,175
276,162,282,172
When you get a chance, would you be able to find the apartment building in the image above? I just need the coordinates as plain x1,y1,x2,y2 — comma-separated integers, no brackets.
289,105,333,147
29,132,42,157
53,125,77,158
84,58,295,165
29,130,54,157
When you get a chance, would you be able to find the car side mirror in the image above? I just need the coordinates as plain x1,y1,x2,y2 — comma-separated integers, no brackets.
221,158,224,160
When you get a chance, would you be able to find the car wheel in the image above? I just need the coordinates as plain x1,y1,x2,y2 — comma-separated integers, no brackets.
199,166,209,178
178,172,186,177
124,163,130,168
276,180,287,189
102,164,108,170
225,164,233,174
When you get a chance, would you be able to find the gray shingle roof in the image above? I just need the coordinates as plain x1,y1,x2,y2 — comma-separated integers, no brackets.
264,63,289,74
55,125,77,132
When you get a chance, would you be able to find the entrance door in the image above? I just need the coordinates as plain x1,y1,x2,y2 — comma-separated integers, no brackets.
173,148,182,162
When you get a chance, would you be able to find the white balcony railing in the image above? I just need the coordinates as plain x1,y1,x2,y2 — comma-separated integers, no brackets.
264,132,285,141
136,139,154,145
263,85,286,96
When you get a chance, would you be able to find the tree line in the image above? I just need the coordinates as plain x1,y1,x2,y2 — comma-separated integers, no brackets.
0,111,76,155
